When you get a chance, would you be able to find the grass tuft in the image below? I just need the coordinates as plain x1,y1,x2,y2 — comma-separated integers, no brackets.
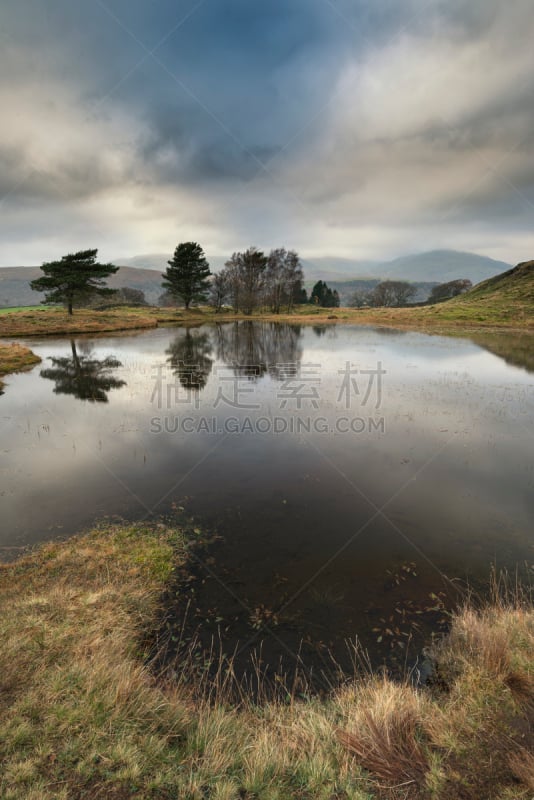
337,680,430,792
1,526,533,798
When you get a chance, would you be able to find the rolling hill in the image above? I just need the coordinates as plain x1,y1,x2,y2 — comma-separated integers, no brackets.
344,260,534,330
0,266,164,308
416,259,534,327
454,259,534,305
376,250,511,283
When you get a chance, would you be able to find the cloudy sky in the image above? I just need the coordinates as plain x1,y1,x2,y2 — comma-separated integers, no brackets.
1,0,533,266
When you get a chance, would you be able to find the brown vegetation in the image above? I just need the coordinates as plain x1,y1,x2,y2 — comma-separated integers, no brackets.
0,525,533,799
0,342,41,390
0,307,159,336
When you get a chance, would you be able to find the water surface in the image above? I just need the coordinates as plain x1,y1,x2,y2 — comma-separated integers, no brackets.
2,323,533,679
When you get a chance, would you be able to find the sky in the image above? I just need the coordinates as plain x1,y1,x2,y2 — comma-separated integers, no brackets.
1,0,534,266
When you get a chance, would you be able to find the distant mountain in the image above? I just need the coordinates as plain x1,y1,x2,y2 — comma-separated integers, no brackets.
116,253,378,281
115,249,510,284
376,250,512,283
115,253,230,273
0,266,164,307
302,251,511,283
111,254,168,271
300,257,379,281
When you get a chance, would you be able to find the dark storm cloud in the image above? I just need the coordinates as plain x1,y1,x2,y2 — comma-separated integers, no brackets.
1,0,354,192
0,0,533,263
116,0,357,184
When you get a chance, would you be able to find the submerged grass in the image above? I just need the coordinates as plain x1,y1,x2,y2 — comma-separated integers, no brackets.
0,524,533,799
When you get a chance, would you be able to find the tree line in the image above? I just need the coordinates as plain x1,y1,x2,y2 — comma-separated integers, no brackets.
349,278,472,308
30,243,309,315
158,244,307,313
29,244,472,315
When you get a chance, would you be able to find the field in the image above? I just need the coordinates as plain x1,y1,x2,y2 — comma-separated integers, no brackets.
0,523,533,799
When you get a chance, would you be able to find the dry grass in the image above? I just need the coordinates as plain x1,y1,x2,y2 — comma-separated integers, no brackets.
509,749,534,791
0,307,159,336
421,600,534,799
0,342,41,390
335,596,534,799
1,526,533,799
337,681,430,792
0,525,368,799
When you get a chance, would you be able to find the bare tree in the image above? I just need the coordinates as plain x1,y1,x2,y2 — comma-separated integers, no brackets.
208,272,230,312
265,248,304,313
284,250,304,312
371,280,417,307
349,288,372,308
265,248,286,313
224,247,268,315
222,255,242,312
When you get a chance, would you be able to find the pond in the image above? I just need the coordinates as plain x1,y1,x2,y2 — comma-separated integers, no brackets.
1,323,533,686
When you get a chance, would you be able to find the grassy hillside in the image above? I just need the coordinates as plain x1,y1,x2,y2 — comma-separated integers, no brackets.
335,260,534,330
0,524,533,799
425,259,534,324
460,259,534,302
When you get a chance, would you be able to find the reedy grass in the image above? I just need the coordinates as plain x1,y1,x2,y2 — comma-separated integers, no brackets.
0,525,533,799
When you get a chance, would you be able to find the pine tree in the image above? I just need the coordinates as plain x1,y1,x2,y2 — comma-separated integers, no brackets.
30,249,119,315
310,280,339,308
162,242,211,309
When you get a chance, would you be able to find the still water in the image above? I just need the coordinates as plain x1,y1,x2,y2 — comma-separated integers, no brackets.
1,323,533,678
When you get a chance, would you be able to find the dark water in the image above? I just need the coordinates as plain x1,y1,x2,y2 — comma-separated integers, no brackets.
2,323,533,683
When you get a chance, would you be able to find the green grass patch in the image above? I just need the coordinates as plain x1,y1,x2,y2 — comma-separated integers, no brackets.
0,305,53,314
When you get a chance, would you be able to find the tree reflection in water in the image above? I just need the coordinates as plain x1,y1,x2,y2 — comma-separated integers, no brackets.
40,340,126,402
213,321,303,381
165,328,214,391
